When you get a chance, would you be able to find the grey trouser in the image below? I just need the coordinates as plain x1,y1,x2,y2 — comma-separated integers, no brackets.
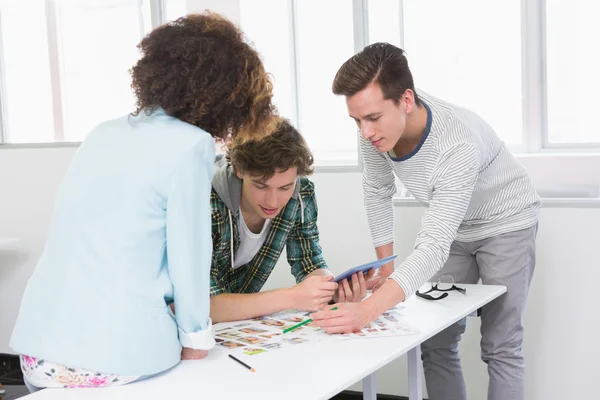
421,223,538,400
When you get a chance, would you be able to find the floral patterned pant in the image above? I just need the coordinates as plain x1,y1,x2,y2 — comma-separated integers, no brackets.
20,355,141,389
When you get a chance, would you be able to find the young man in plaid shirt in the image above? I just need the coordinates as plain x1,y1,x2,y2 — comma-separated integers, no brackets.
209,119,365,322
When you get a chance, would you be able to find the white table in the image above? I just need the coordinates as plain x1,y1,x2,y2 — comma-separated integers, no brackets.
25,284,506,400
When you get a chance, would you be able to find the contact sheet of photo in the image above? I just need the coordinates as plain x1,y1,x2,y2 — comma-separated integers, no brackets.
214,309,419,357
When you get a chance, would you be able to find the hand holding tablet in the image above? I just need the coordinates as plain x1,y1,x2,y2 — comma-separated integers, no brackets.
333,255,398,283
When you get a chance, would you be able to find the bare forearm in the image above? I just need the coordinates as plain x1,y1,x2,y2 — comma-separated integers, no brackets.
375,243,395,276
362,278,406,319
210,289,295,323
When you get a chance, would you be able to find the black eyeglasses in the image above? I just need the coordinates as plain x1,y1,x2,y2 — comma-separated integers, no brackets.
416,276,466,300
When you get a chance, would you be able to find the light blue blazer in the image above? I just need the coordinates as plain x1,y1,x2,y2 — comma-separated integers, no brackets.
10,109,215,376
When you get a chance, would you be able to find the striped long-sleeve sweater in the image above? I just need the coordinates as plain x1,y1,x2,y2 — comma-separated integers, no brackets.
361,91,540,297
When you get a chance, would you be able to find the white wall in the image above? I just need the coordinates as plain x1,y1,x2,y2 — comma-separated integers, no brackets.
0,147,75,355
1,147,598,399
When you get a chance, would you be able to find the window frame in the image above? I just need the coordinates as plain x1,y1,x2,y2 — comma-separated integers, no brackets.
0,5,8,144
1,0,598,164
274,0,368,170
0,0,167,146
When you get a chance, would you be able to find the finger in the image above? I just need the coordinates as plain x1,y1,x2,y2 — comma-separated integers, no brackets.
351,273,360,295
343,278,352,301
323,325,354,334
311,315,348,328
335,286,345,303
357,273,367,299
343,278,351,291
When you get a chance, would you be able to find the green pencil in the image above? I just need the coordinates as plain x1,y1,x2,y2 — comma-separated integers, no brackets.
283,307,338,334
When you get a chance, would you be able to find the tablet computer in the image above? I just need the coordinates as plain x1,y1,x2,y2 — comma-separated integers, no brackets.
333,254,398,283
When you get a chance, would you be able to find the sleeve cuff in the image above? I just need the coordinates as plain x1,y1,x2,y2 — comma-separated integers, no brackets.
178,318,215,350
372,237,394,248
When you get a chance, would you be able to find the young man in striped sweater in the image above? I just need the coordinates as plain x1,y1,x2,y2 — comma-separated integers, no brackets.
311,43,540,400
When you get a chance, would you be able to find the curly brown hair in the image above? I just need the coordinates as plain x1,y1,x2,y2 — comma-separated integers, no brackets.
228,118,314,181
130,12,276,141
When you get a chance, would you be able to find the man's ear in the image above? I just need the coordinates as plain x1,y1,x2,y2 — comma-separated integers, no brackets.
402,89,417,114
233,166,243,180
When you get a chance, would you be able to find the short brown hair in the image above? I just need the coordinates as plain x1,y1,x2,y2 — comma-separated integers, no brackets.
228,118,314,181
332,42,421,106
130,12,276,141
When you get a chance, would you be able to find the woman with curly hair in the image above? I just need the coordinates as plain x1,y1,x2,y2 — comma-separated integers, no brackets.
10,12,276,392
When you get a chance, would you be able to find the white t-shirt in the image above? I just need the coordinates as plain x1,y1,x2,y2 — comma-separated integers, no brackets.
233,208,272,269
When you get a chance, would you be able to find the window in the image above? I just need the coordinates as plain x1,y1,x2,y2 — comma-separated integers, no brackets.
57,0,153,141
239,0,295,123
371,0,599,151
0,0,157,144
295,0,357,165
165,0,186,22
362,0,599,198
1,0,599,178
368,0,401,48
545,0,600,146
402,0,523,148
239,0,359,166
0,0,55,143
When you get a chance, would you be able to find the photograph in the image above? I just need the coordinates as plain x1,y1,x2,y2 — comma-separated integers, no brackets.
382,312,399,323
258,318,286,328
239,327,270,335
243,347,267,356
260,342,282,350
217,330,241,339
282,337,308,345
259,333,281,339
278,315,304,323
237,336,267,345
219,341,245,349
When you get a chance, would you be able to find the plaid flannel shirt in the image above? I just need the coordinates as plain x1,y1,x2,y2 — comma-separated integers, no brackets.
209,178,328,296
